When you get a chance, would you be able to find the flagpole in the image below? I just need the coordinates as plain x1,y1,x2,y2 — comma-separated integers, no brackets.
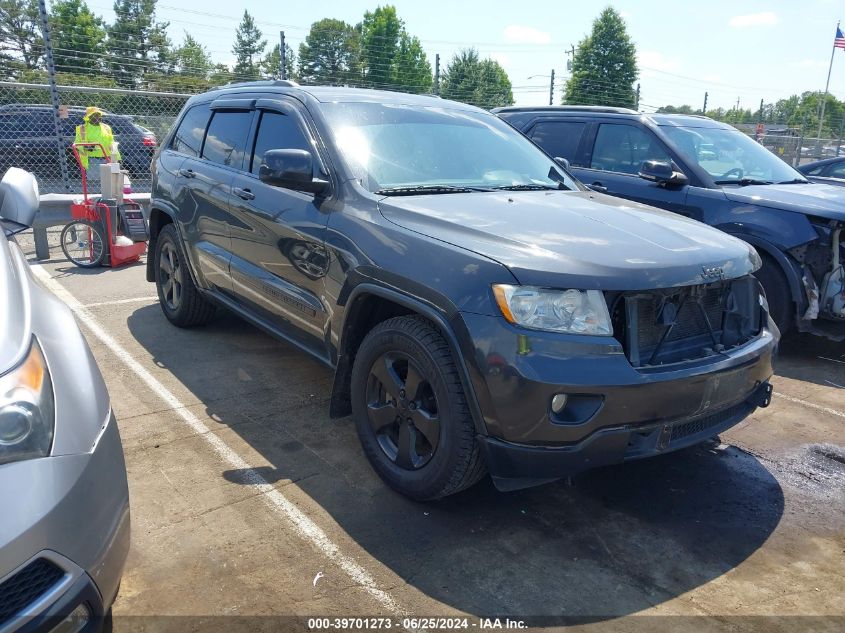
817,21,839,151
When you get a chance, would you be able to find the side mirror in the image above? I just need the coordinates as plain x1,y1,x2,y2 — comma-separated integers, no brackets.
258,149,328,195
638,160,688,187
0,167,39,228
554,156,571,171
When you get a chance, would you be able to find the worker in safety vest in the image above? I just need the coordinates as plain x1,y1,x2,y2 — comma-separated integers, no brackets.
74,106,120,186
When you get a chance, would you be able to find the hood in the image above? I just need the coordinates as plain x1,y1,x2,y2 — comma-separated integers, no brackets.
723,182,845,222
379,190,759,290
0,235,30,375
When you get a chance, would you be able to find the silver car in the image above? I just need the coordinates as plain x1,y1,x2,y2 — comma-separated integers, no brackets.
0,169,129,632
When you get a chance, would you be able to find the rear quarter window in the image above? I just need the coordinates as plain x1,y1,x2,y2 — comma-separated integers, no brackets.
171,102,212,158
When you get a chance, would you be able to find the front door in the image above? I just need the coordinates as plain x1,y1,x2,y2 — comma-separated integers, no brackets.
228,101,331,358
572,122,692,215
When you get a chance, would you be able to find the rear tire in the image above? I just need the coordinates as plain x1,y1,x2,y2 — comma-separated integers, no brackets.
351,315,486,500
154,223,216,327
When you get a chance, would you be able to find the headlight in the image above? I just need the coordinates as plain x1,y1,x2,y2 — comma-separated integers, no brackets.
0,338,55,465
493,285,613,336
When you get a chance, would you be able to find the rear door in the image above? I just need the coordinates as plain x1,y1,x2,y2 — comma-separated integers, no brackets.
227,98,331,357
574,121,692,214
526,118,590,166
170,101,255,295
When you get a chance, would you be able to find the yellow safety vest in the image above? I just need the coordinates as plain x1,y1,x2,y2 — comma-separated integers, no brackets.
74,122,120,169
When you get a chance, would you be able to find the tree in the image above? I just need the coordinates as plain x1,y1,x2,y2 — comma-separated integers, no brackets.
391,31,431,93
50,0,106,74
360,5,400,88
440,48,513,109
564,7,638,108
359,5,431,93
657,104,695,114
261,42,295,80
0,0,42,71
173,31,211,77
107,0,171,87
297,18,360,85
232,10,266,79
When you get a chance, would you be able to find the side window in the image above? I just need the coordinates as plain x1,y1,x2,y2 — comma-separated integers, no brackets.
171,103,212,158
590,124,671,175
529,120,586,164
201,110,253,168
827,163,845,179
250,110,311,175
804,165,825,176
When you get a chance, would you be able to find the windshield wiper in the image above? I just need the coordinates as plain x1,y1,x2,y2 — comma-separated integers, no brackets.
776,178,809,184
375,184,491,196
491,183,567,191
713,177,773,186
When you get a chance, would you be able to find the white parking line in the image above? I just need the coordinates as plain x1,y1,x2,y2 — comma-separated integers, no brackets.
774,392,845,419
83,296,159,308
29,263,405,617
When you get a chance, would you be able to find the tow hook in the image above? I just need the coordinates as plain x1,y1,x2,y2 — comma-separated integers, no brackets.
751,382,774,408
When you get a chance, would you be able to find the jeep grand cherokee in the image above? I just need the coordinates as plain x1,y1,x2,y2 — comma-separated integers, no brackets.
146,82,777,499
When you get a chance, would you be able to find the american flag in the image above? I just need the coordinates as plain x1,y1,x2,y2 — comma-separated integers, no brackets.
836,25,845,50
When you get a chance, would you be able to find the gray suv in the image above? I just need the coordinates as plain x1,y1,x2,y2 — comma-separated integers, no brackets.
0,169,129,632
148,81,777,499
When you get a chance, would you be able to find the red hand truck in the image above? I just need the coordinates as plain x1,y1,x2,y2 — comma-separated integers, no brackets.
59,142,148,268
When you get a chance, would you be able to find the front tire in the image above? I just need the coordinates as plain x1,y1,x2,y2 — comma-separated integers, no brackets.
754,253,793,336
154,223,216,327
351,315,486,500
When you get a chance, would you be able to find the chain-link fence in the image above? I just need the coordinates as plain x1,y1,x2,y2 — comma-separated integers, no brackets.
0,81,190,194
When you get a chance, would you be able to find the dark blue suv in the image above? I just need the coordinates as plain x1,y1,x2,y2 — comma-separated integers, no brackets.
496,106,845,339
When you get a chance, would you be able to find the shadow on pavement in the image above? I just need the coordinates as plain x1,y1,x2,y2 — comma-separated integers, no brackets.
775,332,845,388
127,304,785,621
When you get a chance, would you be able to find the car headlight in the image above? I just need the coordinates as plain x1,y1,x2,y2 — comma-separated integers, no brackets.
493,285,613,336
0,338,55,465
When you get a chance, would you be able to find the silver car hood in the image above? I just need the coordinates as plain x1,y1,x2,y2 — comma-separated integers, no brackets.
0,234,30,375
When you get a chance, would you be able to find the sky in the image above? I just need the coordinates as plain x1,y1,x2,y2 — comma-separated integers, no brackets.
82,0,845,112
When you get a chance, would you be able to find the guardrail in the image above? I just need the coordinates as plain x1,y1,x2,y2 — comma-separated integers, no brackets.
33,192,150,260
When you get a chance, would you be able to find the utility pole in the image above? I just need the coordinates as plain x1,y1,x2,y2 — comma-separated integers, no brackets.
549,69,555,106
37,0,70,192
635,82,640,111
434,54,440,95
702,91,708,114
735,96,740,111
758,98,764,121
279,31,286,80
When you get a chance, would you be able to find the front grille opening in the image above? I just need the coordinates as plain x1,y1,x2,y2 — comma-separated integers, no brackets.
610,276,762,368
0,558,65,625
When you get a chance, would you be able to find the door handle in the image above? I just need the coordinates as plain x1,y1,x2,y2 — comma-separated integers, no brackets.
178,168,195,178
589,182,608,193
234,187,255,201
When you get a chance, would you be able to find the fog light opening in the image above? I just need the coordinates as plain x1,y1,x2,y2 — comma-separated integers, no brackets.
50,603,90,633
551,394,568,414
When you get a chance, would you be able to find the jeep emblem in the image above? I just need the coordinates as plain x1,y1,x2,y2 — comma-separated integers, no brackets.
701,265,724,280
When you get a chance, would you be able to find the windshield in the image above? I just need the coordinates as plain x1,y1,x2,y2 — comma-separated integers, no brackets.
662,125,806,184
319,102,580,193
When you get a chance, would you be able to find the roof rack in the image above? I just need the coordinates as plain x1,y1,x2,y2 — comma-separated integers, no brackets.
493,105,638,115
211,79,299,91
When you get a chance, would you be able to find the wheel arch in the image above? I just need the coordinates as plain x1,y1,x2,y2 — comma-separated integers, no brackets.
145,205,175,282
732,233,806,313
329,283,488,436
